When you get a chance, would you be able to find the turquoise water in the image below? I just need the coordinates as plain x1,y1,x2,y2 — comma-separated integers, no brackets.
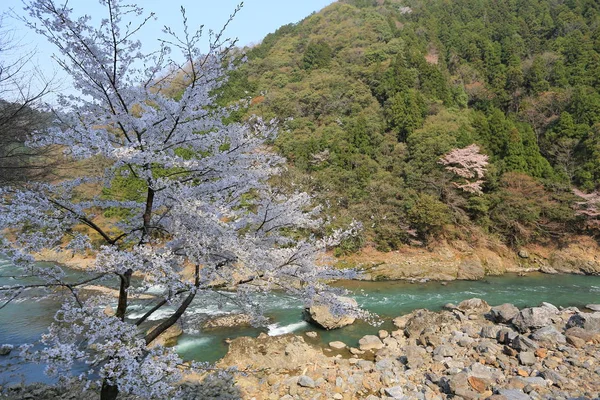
1,255,599,384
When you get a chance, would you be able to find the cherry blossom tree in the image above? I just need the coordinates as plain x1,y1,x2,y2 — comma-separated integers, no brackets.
0,1,363,399
439,144,489,195
573,188,600,231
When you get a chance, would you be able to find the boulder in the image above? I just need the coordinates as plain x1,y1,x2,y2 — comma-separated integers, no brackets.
0,344,13,356
217,334,326,371
457,298,491,314
531,326,566,344
565,326,600,343
510,335,538,352
401,345,428,369
512,307,554,333
329,341,346,350
490,303,519,324
302,296,358,330
566,312,600,332
202,313,253,329
586,304,600,312
404,309,460,338
147,322,183,348
518,351,536,366
392,313,412,330
358,335,384,351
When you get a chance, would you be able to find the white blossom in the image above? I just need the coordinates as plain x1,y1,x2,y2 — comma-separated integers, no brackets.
0,1,365,398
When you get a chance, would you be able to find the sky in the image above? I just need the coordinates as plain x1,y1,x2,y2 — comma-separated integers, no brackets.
1,0,335,98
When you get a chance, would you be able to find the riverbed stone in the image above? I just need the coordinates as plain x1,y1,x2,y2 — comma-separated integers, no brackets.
329,341,347,350
303,296,358,330
0,344,13,356
518,351,536,366
566,312,600,332
511,335,539,352
297,375,315,388
458,298,491,314
531,326,566,344
586,304,600,312
433,344,455,357
512,307,554,333
491,303,520,324
383,385,404,398
497,388,530,400
359,335,384,351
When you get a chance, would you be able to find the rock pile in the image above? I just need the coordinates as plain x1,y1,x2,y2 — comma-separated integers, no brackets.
220,298,600,400
3,299,599,399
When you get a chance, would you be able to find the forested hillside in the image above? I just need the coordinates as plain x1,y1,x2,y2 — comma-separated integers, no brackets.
219,0,600,251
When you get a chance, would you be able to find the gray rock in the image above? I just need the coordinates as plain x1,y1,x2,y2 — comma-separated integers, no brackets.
359,335,384,351
401,345,428,369
404,309,460,338
457,298,491,313
383,386,404,398
540,302,559,312
518,351,536,366
586,304,600,312
511,335,539,352
566,312,600,332
531,326,566,344
303,296,358,330
518,249,530,258
0,344,13,356
540,369,567,386
522,377,547,387
305,331,318,338
498,327,519,344
491,303,520,324
512,307,554,333
329,341,346,350
469,362,503,381
481,325,501,339
540,265,558,274
297,375,315,388
433,344,455,357
497,388,531,400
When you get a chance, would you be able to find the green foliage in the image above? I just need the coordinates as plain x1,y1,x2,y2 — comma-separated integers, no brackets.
302,40,333,70
210,0,600,250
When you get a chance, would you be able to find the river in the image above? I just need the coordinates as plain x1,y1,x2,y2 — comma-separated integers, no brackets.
1,255,599,384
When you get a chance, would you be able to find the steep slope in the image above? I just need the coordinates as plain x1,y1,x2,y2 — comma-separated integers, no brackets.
220,0,600,251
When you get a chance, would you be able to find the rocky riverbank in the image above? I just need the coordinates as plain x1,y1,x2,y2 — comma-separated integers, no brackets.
215,300,600,399
2,300,600,399
346,236,600,281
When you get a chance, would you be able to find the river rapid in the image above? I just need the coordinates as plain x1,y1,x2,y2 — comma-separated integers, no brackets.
1,255,599,385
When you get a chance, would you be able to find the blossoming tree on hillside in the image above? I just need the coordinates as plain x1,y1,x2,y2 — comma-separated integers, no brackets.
439,144,489,195
0,1,363,398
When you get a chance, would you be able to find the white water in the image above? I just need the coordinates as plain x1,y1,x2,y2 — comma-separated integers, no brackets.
267,321,310,336
175,337,212,353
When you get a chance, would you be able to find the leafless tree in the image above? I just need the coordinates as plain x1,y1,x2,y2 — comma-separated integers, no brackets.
0,13,58,185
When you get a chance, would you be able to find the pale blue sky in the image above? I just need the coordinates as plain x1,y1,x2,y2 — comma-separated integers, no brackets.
2,0,335,98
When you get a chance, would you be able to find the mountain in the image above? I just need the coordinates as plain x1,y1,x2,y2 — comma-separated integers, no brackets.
219,0,600,251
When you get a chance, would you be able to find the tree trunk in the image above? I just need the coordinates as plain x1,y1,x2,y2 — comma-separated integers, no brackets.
100,380,119,400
